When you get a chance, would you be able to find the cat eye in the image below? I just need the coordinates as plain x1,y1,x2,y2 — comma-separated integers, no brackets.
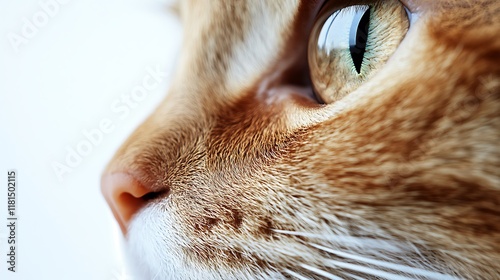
308,1,410,104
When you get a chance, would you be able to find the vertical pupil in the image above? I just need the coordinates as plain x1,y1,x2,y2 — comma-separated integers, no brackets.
350,8,371,74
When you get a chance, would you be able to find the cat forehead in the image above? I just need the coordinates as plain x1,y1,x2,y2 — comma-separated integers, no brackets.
175,0,302,96
174,0,497,97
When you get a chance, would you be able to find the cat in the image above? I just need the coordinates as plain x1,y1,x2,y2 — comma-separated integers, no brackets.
101,0,500,279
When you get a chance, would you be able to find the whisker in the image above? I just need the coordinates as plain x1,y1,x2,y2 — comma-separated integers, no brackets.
299,263,343,280
310,243,456,280
325,259,415,280
283,269,312,280
273,229,405,252
339,271,366,280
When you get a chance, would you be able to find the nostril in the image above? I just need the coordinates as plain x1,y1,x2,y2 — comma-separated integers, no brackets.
140,190,165,201
101,172,165,235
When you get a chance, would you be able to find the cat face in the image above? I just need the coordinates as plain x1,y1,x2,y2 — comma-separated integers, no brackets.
101,0,500,279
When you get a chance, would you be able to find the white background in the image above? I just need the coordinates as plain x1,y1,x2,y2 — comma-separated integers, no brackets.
0,0,182,279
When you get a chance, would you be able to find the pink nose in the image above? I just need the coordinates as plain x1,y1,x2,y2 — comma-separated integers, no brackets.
101,173,154,235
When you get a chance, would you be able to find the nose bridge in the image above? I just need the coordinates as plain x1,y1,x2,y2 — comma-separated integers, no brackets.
108,83,215,181
101,85,211,234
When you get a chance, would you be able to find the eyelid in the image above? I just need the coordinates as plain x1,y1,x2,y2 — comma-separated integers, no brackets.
404,6,419,26
399,0,419,13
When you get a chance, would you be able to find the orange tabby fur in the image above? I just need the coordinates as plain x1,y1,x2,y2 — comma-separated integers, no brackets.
103,0,499,278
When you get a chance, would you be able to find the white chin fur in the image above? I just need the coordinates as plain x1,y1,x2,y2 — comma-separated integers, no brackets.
126,203,273,280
